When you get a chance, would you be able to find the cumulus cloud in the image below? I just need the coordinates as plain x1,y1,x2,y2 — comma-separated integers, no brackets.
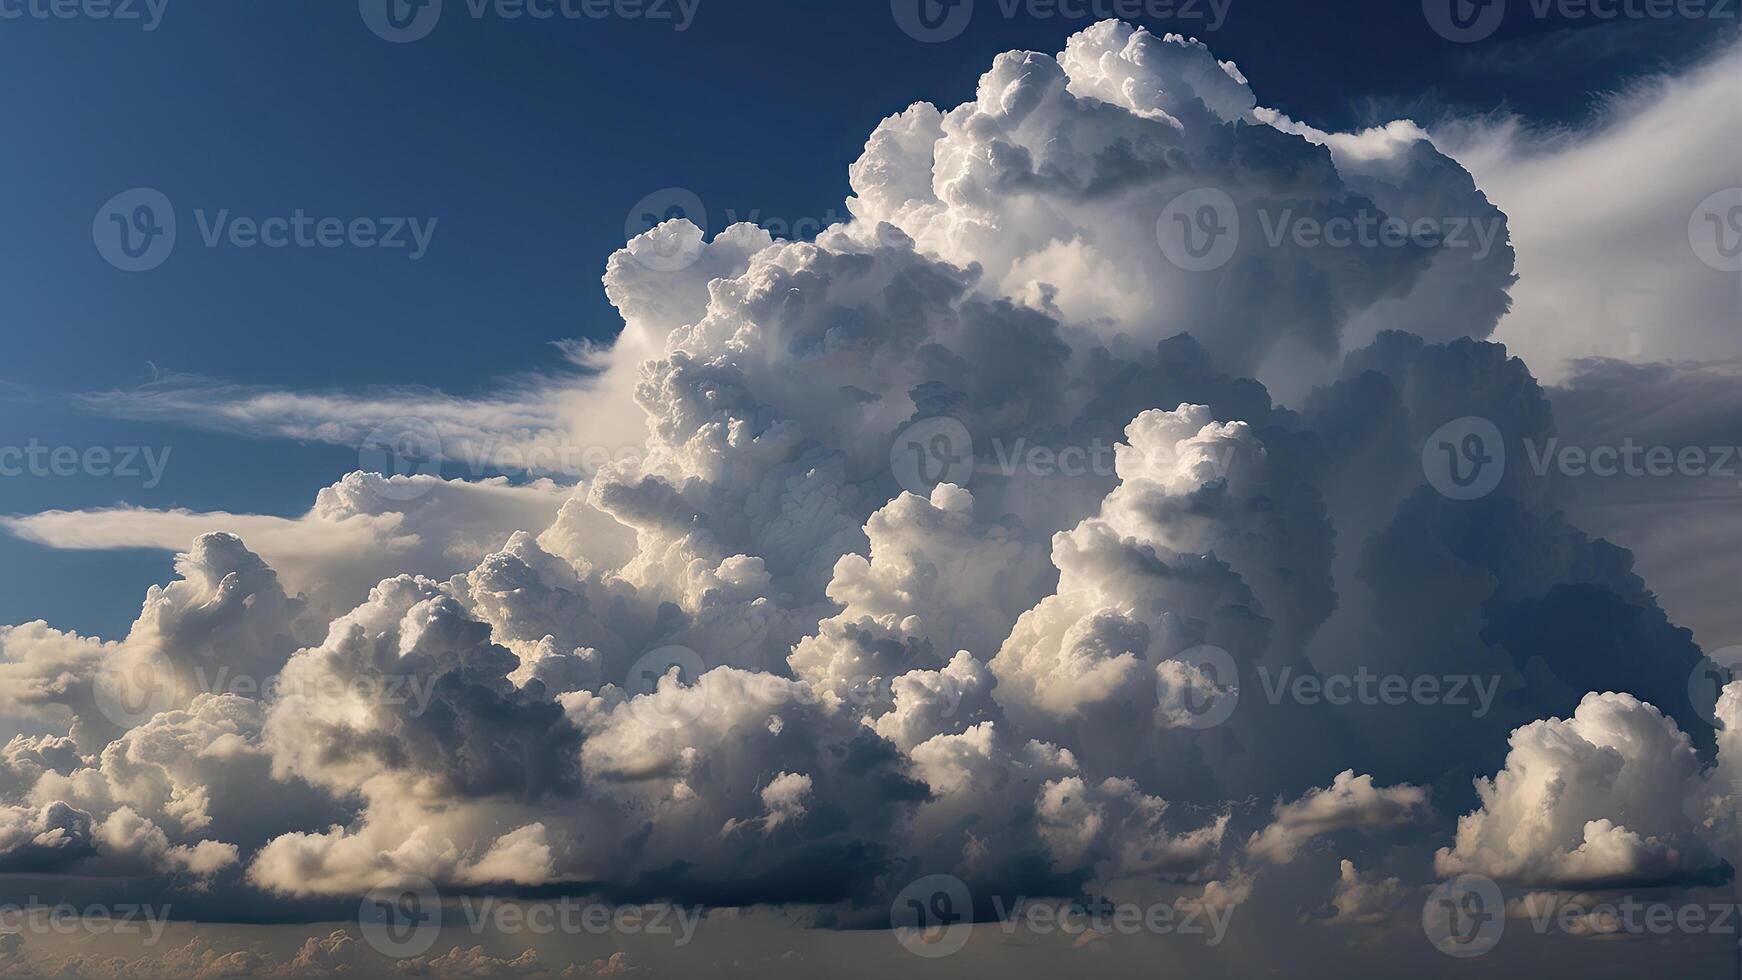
1315,859,1406,928
4,475,569,619
1437,691,1729,887
0,19,1731,962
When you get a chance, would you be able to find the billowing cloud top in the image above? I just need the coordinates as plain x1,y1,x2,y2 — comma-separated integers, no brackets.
0,19,1734,977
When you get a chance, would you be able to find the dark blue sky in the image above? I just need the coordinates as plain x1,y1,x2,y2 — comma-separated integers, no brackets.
0,0,1730,635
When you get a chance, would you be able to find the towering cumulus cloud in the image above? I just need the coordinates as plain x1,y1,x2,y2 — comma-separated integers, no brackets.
0,19,1735,971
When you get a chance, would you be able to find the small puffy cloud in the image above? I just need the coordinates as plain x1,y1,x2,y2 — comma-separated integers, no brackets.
1315,860,1406,928
1247,771,1432,865
1437,692,1725,887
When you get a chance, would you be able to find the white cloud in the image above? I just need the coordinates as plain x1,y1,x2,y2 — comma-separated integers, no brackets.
1431,41,1742,383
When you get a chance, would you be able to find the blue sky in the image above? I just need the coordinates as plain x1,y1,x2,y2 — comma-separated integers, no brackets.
0,1,1731,636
